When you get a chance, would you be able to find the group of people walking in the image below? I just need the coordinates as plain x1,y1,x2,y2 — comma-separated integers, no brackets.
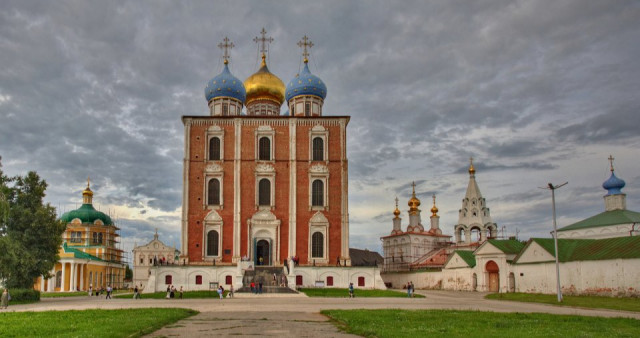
87,284,113,298
165,285,183,299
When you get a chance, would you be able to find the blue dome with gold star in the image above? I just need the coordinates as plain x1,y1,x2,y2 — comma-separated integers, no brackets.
285,63,327,102
205,63,246,103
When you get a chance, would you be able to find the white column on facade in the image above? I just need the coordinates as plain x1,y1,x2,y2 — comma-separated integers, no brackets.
181,119,191,260
40,275,45,292
61,262,67,291
233,118,242,262
79,264,84,290
340,118,350,263
71,263,77,291
288,119,297,259
48,269,55,292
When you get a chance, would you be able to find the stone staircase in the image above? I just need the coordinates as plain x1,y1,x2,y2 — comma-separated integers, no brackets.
238,266,297,294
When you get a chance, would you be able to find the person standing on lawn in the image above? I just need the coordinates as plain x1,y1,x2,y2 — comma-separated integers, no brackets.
349,283,354,298
1,289,9,309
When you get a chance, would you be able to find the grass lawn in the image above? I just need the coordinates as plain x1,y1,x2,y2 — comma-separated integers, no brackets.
0,308,197,338
114,290,228,299
300,288,424,298
486,293,640,312
323,309,640,337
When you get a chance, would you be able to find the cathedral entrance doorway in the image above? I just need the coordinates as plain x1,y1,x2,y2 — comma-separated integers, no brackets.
255,239,271,266
486,260,499,292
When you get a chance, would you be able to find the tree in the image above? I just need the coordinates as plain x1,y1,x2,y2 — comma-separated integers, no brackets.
125,264,133,280
0,166,66,289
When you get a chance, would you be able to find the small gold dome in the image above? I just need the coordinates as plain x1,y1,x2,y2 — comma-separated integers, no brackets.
393,197,401,218
431,195,439,217
469,157,476,175
244,54,285,106
408,182,421,213
83,177,93,197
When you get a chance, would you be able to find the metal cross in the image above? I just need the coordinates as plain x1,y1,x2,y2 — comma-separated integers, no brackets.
432,194,436,206
253,28,273,55
608,154,615,172
297,35,314,62
469,157,474,166
395,197,399,208
218,37,234,64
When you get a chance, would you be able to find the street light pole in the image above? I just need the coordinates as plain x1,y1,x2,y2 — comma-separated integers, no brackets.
541,182,567,302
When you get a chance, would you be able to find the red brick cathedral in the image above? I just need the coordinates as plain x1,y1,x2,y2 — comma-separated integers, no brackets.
180,31,351,267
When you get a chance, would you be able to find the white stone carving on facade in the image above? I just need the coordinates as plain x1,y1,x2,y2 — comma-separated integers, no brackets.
205,163,223,173
204,209,222,222
309,164,328,174
255,163,275,174
257,125,273,131
310,211,329,224
311,125,326,131
208,125,222,131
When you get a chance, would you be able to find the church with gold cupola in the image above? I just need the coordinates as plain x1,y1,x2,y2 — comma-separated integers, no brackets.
160,28,372,292
34,179,126,292
381,183,451,272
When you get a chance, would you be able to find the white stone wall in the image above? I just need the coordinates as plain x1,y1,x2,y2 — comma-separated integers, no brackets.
381,271,443,289
146,265,386,293
442,268,475,291
514,258,640,296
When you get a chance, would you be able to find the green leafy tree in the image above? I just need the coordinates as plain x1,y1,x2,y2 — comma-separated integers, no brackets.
0,165,66,289
125,264,133,280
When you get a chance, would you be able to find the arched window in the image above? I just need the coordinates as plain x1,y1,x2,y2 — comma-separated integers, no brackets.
311,232,324,258
208,178,220,205
93,232,97,244
259,137,270,161
207,230,219,256
209,137,221,160
98,233,103,244
312,137,324,161
259,179,271,206
312,180,324,206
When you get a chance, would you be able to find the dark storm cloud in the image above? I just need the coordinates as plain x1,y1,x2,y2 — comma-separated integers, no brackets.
1,0,639,252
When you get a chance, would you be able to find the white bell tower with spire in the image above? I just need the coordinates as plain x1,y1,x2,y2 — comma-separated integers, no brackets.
454,158,497,244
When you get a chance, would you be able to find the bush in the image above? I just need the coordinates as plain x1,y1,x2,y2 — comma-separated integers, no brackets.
7,288,40,302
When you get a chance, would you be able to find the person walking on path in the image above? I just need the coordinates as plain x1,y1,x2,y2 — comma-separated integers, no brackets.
1,289,9,309
258,282,263,294
250,282,256,294
407,282,412,298
134,285,140,299
410,281,415,298
179,286,183,299
229,285,234,298
106,285,112,299
217,286,224,299
348,283,354,299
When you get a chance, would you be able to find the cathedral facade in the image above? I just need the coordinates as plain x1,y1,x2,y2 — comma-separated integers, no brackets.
180,32,350,268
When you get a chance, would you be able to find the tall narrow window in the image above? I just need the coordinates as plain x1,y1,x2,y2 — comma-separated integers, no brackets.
222,103,229,116
259,179,271,206
209,137,221,160
312,137,324,161
208,179,220,205
305,102,311,116
258,137,271,160
312,180,324,206
311,232,324,258
165,275,172,285
93,232,98,244
98,233,103,244
207,230,219,256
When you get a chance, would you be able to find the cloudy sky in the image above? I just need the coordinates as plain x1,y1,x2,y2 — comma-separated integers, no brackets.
1,1,639,263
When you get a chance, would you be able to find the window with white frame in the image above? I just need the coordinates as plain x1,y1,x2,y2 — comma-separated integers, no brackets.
206,126,224,161
209,137,221,160
312,179,324,206
309,125,328,162
206,230,219,256
258,178,271,206
311,232,324,258
208,178,221,205
258,137,271,161
309,211,328,263
312,137,324,161
308,164,328,210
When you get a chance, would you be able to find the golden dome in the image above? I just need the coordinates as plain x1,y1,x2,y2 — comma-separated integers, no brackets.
244,54,285,106
430,195,439,217
83,177,93,197
408,182,421,213
393,197,401,218
469,157,476,175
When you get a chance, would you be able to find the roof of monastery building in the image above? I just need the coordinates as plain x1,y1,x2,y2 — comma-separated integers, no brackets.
515,236,640,263
61,242,103,261
454,250,477,267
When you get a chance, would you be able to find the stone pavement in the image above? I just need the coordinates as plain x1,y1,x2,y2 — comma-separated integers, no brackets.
6,290,640,337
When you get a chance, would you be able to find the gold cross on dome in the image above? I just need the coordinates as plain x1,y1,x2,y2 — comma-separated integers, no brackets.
470,157,474,166
218,37,234,64
253,28,274,56
608,154,615,172
432,194,436,205
297,35,314,63
395,197,399,208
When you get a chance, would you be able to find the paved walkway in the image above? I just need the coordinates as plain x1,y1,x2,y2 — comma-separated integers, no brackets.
5,290,640,337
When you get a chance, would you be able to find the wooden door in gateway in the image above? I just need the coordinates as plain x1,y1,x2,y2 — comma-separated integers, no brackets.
486,260,499,292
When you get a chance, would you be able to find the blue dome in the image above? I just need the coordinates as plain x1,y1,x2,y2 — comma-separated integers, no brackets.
205,63,246,103
285,63,327,102
603,171,625,195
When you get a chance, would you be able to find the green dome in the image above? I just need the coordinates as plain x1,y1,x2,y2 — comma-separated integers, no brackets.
60,203,112,226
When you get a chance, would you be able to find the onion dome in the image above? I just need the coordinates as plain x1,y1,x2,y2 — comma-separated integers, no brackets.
393,197,401,218
244,54,285,106
205,61,246,103
603,171,625,195
408,182,421,213
430,195,439,217
60,179,112,226
285,62,327,102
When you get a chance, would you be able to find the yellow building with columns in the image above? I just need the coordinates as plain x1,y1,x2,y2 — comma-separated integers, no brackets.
34,179,126,292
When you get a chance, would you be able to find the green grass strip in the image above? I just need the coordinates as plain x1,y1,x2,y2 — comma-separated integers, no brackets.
300,288,424,298
486,293,640,312
0,308,197,337
322,309,640,337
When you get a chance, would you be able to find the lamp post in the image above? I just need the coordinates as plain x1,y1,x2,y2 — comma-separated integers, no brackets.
541,182,567,302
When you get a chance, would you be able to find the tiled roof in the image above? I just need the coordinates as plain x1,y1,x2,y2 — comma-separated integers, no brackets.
528,236,640,262
558,209,640,232
63,243,103,262
454,250,476,267
486,239,525,254
349,248,383,266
